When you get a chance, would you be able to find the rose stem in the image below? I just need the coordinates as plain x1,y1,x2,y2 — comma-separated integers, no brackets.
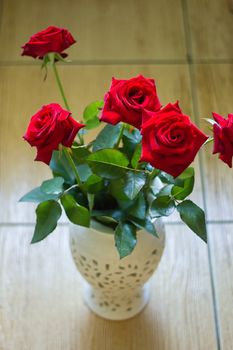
63,147,85,194
52,63,84,145
52,62,70,110
146,168,159,192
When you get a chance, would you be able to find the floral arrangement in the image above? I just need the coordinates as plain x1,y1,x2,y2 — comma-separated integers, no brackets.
20,26,233,258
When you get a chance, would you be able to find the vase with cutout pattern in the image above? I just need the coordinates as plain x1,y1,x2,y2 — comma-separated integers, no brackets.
69,219,165,320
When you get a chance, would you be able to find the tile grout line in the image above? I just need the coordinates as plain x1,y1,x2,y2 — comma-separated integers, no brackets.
180,1,221,349
0,59,187,66
0,220,233,227
0,58,233,67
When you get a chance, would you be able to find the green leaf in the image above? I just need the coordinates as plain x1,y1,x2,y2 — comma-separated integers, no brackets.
50,150,75,185
174,167,194,183
92,215,118,229
151,196,176,217
172,167,194,200
88,149,129,167
123,128,142,143
123,171,146,200
20,177,65,203
177,200,207,242
31,200,62,243
50,148,91,184
109,177,129,201
19,187,58,203
109,171,146,202
157,184,173,197
41,177,64,195
61,194,90,227
150,176,163,196
84,174,104,194
76,163,92,181
71,146,91,163
129,192,146,220
122,128,142,160
93,124,122,151
88,163,125,179
83,101,103,130
87,149,129,179
91,209,124,222
115,223,137,259
159,172,175,184
131,144,142,169
129,217,158,237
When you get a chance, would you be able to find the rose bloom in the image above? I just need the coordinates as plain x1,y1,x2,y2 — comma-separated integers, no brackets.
23,103,84,165
212,112,233,167
100,75,161,129
21,26,76,59
140,102,208,177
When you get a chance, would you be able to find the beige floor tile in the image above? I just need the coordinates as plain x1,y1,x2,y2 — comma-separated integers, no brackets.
0,0,186,62
0,224,217,350
0,64,203,223
208,224,233,349
188,0,233,59
194,64,233,220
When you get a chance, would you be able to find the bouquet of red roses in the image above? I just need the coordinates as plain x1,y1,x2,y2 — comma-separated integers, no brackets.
20,26,233,258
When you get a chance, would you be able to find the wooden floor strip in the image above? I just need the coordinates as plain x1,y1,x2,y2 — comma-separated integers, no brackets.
207,224,233,350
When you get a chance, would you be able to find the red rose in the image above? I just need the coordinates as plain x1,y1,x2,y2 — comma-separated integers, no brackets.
21,26,76,59
212,112,233,167
100,75,161,129
23,103,84,165
140,102,208,177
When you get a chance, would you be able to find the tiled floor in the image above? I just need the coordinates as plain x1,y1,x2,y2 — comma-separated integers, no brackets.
0,0,232,349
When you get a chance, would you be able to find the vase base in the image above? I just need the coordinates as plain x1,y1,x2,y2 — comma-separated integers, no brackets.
83,281,151,321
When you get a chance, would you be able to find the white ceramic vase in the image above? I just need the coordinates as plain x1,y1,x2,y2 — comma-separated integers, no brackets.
69,219,165,320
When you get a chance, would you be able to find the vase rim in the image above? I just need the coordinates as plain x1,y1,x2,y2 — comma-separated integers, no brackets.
84,218,164,237
90,219,114,235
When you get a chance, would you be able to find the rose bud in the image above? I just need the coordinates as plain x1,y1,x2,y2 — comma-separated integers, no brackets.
140,102,208,178
21,26,76,59
23,103,85,165
100,75,161,129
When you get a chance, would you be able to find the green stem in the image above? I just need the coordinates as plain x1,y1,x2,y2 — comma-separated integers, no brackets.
52,63,83,144
145,168,159,193
52,63,70,111
115,123,125,148
63,147,85,193
63,184,79,195
150,168,159,178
